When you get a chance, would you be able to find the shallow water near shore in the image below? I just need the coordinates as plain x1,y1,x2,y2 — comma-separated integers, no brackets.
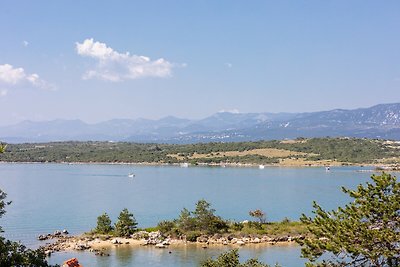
48,244,303,267
0,163,375,266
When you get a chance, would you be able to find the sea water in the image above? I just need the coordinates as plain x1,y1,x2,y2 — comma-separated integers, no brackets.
0,163,374,266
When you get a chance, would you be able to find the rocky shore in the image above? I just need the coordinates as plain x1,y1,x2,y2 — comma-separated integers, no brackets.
39,230,305,257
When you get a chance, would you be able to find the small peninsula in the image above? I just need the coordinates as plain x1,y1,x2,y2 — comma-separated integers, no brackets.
39,200,308,257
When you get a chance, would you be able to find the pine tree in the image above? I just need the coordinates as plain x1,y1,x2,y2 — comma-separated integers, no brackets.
95,213,113,234
299,173,400,267
176,208,195,232
114,208,137,237
193,199,228,234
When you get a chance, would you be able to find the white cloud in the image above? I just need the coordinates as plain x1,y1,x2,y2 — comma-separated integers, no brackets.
0,64,54,90
76,38,180,81
0,64,27,84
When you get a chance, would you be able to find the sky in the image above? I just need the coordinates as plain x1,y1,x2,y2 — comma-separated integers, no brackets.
0,1,399,126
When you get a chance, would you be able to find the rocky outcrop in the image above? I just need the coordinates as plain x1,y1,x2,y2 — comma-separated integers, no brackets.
197,234,305,245
39,230,306,257
139,231,165,246
37,229,69,241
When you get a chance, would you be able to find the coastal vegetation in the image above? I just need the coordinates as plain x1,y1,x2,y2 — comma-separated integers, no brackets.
114,208,138,237
94,213,113,234
156,201,307,240
201,173,399,266
92,209,137,237
299,173,399,266
1,137,399,166
157,199,229,240
89,199,307,243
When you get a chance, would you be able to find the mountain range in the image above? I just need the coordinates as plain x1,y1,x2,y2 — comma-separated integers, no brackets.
1,103,400,143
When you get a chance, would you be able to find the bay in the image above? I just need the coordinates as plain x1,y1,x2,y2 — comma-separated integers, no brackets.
0,163,374,266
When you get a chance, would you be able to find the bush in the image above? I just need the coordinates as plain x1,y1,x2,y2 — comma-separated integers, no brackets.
230,222,244,231
157,220,176,235
247,221,263,230
185,231,202,242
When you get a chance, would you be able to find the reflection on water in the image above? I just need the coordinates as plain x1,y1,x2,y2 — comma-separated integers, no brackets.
48,244,305,267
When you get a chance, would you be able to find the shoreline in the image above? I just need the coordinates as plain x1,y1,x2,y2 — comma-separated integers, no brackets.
40,231,304,257
1,160,398,172
0,160,387,168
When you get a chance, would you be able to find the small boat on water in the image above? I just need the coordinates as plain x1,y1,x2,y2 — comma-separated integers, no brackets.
128,173,135,178
259,165,265,169
325,166,330,172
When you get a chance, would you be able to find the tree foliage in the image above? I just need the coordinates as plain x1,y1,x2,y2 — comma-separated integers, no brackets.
157,199,230,238
1,138,399,165
0,191,10,229
201,249,275,267
177,208,196,232
94,213,113,234
177,199,228,235
299,173,400,267
0,143,6,154
0,238,52,267
249,209,267,224
193,199,228,234
114,208,137,237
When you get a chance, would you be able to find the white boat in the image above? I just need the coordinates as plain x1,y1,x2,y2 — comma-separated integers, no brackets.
180,163,189,168
259,165,265,169
325,166,330,172
128,173,135,178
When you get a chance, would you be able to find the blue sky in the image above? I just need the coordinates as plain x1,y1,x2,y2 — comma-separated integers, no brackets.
0,1,399,125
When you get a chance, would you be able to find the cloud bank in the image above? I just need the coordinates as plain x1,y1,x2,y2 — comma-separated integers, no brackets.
76,38,179,81
0,64,54,91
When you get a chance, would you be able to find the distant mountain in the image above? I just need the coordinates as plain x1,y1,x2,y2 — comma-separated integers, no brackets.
172,103,400,143
1,103,399,143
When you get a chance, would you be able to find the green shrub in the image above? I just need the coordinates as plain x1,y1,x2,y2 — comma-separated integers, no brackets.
230,222,244,231
247,221,263,230
186,231,202,242
157,220,176,235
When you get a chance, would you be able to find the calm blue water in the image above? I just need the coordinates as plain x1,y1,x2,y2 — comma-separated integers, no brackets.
0,163,375,266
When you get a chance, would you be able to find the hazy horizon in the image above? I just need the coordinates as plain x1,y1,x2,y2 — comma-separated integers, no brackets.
0,101,398,126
